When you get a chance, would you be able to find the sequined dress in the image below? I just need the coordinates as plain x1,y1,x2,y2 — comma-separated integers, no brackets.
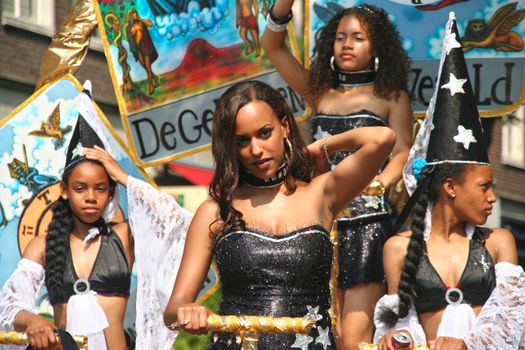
312,110,391,288
210,225,335,349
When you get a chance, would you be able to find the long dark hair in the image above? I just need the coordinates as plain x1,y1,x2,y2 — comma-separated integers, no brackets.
209,81,313,236
308,4,411,102
379,163,474,326
45,159,114,305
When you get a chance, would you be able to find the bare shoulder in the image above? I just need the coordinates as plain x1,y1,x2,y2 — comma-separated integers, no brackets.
383,231,411,292
196,198,220,217
22,235,46,265
112,221,132,243
192,198,221,233
384,230,411,255
388,89,410,105
481,226,518,264
482,226,516,246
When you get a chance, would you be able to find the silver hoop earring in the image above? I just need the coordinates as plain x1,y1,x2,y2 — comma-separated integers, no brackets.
330,56,336,71
285,138,293,160
374,57,379,72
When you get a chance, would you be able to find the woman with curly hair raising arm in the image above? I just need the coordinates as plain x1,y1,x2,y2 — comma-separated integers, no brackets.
262,3,412,349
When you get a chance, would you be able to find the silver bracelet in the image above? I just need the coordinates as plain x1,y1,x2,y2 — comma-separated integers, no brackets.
322,135,334,165
266,13,288,32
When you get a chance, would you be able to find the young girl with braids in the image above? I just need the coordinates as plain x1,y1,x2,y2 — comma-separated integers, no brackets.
376,164,522,350
374,13,525,350
262,3,412,348
0,147,132,350
0,85,191,350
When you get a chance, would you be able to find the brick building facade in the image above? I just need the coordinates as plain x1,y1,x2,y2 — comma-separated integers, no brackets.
0,0,121,125
487,107,525,266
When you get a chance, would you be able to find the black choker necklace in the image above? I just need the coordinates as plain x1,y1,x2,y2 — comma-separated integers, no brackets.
336,69,376,87
241,162,288,188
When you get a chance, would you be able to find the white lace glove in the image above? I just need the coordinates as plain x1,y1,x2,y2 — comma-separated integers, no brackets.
126,176,192,350
0,259,44,331
464,262,525,350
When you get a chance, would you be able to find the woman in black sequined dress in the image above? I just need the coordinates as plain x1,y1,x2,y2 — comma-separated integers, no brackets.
262,4,413,348
163,81,395,349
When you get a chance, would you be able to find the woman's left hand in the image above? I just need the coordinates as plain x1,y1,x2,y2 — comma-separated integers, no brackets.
378,329,414,350
306,139,329,176
432,337,466,350
83,146,129,186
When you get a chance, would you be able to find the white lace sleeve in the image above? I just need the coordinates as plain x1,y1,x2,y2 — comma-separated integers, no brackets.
127,175,193,241
373,294,427,346
126,176,193,350
464,262,525,350
0,259,44,330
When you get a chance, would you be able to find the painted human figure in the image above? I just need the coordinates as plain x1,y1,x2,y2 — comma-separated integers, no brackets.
125,9,160,95
236,0,261,56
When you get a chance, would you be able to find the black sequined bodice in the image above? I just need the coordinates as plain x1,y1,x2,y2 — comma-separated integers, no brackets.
312,110,389,221
211,225,334,349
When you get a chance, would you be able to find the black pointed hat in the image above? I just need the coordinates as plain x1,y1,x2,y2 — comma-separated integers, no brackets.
405,12,490,192
393,12,490,234
62,80,120,231
424,14,489,166
64,83,106,170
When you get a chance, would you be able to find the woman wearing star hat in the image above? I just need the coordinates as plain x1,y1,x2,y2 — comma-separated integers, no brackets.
373,13,525,350
0,83,192,350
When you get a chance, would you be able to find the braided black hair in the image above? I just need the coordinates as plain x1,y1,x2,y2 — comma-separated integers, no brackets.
379,163,473,326
45,197,73,305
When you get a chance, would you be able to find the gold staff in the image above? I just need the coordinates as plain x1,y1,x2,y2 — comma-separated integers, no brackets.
169,314,316,350
0,331,87,348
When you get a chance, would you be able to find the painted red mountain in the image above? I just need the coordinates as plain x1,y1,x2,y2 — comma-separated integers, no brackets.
161,38,266,95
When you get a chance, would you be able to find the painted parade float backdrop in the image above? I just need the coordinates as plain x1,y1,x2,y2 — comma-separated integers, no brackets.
94,0,304,165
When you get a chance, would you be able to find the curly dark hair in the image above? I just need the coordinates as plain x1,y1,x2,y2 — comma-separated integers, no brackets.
210,81,313,236
378,163,476,327
308,4,411,102
45,159,114,305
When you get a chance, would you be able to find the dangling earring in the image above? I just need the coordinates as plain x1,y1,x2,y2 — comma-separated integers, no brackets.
374,57,379,72
285,138,293,162
330,56,336,71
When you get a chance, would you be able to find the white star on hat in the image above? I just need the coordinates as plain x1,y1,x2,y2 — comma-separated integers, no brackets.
443,31,461,55
453,125,477,150
441,73,467,96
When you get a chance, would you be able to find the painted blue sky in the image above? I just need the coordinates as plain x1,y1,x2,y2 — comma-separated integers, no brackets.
309,0,525,60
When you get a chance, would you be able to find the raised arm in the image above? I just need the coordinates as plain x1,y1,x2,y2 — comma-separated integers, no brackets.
316,126,396,217
261,0,310,102
163,200,218,335
84,146,193,241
